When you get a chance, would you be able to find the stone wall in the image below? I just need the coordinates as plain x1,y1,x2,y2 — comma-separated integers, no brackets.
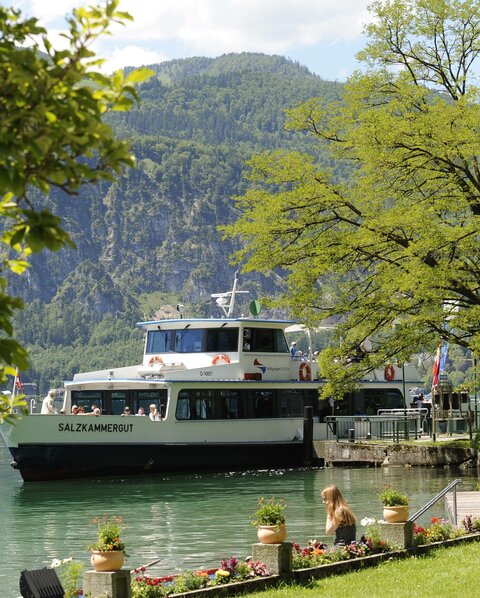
318,441,476,468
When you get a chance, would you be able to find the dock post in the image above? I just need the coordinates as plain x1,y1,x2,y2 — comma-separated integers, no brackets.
303,406,313,465
83,569,131,598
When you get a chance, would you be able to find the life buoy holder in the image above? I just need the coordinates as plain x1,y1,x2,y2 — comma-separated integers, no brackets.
299,362,311,381
384,364,395,381
148,355,163,367
212,354,231,365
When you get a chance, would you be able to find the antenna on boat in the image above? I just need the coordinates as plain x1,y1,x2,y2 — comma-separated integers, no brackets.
211,270,248,317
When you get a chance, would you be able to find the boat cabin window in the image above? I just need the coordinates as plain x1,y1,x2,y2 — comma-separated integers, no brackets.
71,391,104,414
242,328,288,353
174,329,204,353
71,389,168,416
175,388,305,420
317,388,404,421
146,327,239,354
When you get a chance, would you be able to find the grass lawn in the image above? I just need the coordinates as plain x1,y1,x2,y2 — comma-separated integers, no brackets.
247,542,480,597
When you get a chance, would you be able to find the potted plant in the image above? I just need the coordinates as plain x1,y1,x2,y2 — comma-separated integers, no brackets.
378,487,409,523
251,497,287,544
87,515,126,571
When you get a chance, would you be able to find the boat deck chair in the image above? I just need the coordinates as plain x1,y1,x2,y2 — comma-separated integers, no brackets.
19,567,64,598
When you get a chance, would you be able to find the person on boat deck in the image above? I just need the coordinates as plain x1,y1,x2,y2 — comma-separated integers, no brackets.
87,403,98,415
136,407,146,416
321,485,356,546
93,408,101,416
41,389,57,415
121,406,132,416
149,404,161,421
71,405,79,415
290,341,298,357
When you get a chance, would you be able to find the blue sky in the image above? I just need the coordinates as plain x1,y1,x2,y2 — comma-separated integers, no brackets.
9,0,373,82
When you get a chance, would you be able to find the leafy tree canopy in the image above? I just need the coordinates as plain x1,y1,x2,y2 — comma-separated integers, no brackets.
225,0,480,397
0,0,151,420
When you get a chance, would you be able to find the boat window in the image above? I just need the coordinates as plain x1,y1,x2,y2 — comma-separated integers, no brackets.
146,330,174,353
175,388,305,420
132,390,168,417
174,329,204,353
70,389,168,416
242,328,289,353
146,327,239,354
205,328,239,352
326,388,404,419
111,392,127,415
71,391,104,414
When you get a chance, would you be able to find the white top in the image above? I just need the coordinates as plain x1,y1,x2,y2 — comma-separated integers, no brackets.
41,396,56,415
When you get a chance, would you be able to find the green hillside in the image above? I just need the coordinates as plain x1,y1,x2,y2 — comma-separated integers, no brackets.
12,52,341,391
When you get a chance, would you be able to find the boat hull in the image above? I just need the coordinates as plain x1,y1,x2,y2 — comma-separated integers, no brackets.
9,441,304,482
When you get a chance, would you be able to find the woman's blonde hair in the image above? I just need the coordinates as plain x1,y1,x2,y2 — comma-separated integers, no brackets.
321,485,356,526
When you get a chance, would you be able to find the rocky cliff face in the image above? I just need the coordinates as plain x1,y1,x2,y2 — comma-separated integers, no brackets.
12,53,340,320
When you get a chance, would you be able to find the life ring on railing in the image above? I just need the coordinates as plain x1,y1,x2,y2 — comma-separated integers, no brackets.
212,354,231,365
148,355,163,367
299,362,311,381
384,364,395,381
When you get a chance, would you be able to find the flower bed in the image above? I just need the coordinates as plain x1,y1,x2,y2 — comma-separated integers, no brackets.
131,557,271,598
130,517,480,597
413,515,479,546
291,527,395,571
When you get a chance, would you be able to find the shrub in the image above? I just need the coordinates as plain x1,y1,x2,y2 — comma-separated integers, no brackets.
251,497,287,526
378,486,409,506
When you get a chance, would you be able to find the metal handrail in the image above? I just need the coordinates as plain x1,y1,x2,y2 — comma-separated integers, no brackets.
408,479,462,523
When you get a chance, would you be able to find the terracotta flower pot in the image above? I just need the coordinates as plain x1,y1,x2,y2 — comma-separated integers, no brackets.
90,550,124,572
383,506,409,523
256,523,287,544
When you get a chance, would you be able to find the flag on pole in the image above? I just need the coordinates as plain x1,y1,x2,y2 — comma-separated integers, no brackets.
439,343,449,373
432,343,441,386
14,370,24,392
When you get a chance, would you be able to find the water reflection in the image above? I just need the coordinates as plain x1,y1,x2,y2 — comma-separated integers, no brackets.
1,441,478,597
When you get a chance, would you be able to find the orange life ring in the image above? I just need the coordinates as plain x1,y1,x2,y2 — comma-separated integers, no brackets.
384,364,395,381
212,354,231,365
299,362,311,381
148,355,163,366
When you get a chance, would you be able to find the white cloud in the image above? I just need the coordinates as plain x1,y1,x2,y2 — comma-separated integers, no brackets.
10,0,372,79
113,0,370,51
100,45,169,72
12,0,370,48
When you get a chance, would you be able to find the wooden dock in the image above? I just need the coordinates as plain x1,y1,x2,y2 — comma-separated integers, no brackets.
445,492,480,526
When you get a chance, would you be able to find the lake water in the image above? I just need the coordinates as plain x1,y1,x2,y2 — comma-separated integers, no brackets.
1,441,478,597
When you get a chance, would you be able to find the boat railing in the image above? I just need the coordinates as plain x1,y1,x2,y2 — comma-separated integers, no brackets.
408,479,463,524
326,414,423,442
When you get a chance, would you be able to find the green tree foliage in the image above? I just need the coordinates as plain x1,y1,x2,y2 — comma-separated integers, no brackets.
0,1,151,420
226,0,480,397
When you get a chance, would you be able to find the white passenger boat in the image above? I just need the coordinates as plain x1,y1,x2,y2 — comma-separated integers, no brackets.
0,275,425,481
1,276,327,481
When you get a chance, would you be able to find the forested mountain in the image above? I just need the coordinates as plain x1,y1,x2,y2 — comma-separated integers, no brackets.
12,53,342,391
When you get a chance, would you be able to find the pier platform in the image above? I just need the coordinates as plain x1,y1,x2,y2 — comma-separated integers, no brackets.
446,492,480,526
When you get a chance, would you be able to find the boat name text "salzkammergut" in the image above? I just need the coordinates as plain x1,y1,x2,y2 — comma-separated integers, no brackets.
58,422,134,433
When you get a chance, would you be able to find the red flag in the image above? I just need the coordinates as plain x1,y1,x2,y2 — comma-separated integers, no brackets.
14,372,24,391
432,344,441,386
